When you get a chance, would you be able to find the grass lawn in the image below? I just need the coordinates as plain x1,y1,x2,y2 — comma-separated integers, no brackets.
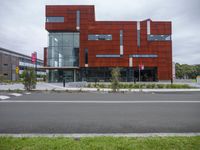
0,136,200,150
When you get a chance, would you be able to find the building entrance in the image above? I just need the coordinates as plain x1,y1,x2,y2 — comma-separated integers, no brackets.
48,69,76,82
63,70,74,82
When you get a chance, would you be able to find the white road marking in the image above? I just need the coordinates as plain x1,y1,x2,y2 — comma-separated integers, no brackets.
0,133,200,137
10,93,22,97
0,100,200,103
0,95,10,100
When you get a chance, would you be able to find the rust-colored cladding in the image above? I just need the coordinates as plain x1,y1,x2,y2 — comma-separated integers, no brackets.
45,5,172,80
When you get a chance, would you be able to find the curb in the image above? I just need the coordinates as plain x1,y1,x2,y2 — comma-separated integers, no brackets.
1,88,200,93
0,133,200,137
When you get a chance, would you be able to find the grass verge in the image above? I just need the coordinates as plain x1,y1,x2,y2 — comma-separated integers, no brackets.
0,136,200,150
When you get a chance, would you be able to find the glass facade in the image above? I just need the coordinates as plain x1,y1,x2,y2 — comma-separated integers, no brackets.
48,32,80,67
80,67,157,82
48,70,79,82
47,32,80,82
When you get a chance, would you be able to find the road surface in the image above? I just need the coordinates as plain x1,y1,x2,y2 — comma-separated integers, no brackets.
0,92,200,133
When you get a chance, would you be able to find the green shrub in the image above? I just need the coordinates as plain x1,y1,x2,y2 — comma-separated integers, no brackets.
165,84,171,88
133,84,140,89
120,83,129,89
87,82,192,89
140,84,146,88
87,83,91,88
128,84,134,89
170,84,191,89
157,84,165,88
151,84,156,88
146,84,155,89
111,68,120,92
181,84,191,88
99,84,106,88
21,68,36,91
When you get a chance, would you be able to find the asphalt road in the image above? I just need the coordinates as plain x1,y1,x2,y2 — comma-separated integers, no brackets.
0,92,200,133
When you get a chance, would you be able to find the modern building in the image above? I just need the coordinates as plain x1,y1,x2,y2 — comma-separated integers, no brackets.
44,5,172,82
0,47,45,81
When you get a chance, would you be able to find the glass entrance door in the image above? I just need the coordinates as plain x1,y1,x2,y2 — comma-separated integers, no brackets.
63,70,74,82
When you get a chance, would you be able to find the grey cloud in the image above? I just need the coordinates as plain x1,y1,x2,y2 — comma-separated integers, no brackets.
0,0,199,64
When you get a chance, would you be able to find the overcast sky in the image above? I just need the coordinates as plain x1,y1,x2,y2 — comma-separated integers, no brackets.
0,0,199,64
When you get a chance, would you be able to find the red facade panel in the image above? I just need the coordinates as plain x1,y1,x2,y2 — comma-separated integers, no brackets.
45,5,172,80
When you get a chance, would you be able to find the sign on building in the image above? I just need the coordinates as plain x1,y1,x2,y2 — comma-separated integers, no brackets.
31,52,37,64
15,66,19,74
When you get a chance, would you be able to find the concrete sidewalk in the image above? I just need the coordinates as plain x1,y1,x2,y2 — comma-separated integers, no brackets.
0,82,200,92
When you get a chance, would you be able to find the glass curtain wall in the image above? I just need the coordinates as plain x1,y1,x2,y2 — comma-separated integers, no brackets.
48,32,79,67
48,32,79,82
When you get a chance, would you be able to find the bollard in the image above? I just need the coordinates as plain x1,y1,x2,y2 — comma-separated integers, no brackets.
134,78,136,84
63,79,65,87
171,78,173,84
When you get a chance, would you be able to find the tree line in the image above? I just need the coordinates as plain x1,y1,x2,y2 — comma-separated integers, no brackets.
175,63,200,79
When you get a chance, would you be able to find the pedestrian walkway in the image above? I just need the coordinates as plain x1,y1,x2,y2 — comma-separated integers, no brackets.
0,82,200,92
0,83,24,91
0,82,88,91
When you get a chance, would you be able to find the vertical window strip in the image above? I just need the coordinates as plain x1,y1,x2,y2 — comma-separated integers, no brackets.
129,57,133,67
137,21,140,47
120,30,123,55
76,10,80,30
147,20,151,35
85,48,88,65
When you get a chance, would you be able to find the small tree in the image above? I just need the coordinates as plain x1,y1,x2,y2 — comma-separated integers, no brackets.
21,68,37,91
111,67,120,92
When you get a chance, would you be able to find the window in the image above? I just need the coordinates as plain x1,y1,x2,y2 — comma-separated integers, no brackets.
137,21,140,47
88,34,112,40
46,17,64,23
137,30,140,47
3,73,8,76
3,64,8,66
130,54,158,58
96,54,121,58
148,35,171,41
147,20,151,35
120,30,123,55
76,10,80,30
85,48,88,64
120,30,123,45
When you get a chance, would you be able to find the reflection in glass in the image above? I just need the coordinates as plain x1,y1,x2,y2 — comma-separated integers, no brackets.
48,32,80,67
